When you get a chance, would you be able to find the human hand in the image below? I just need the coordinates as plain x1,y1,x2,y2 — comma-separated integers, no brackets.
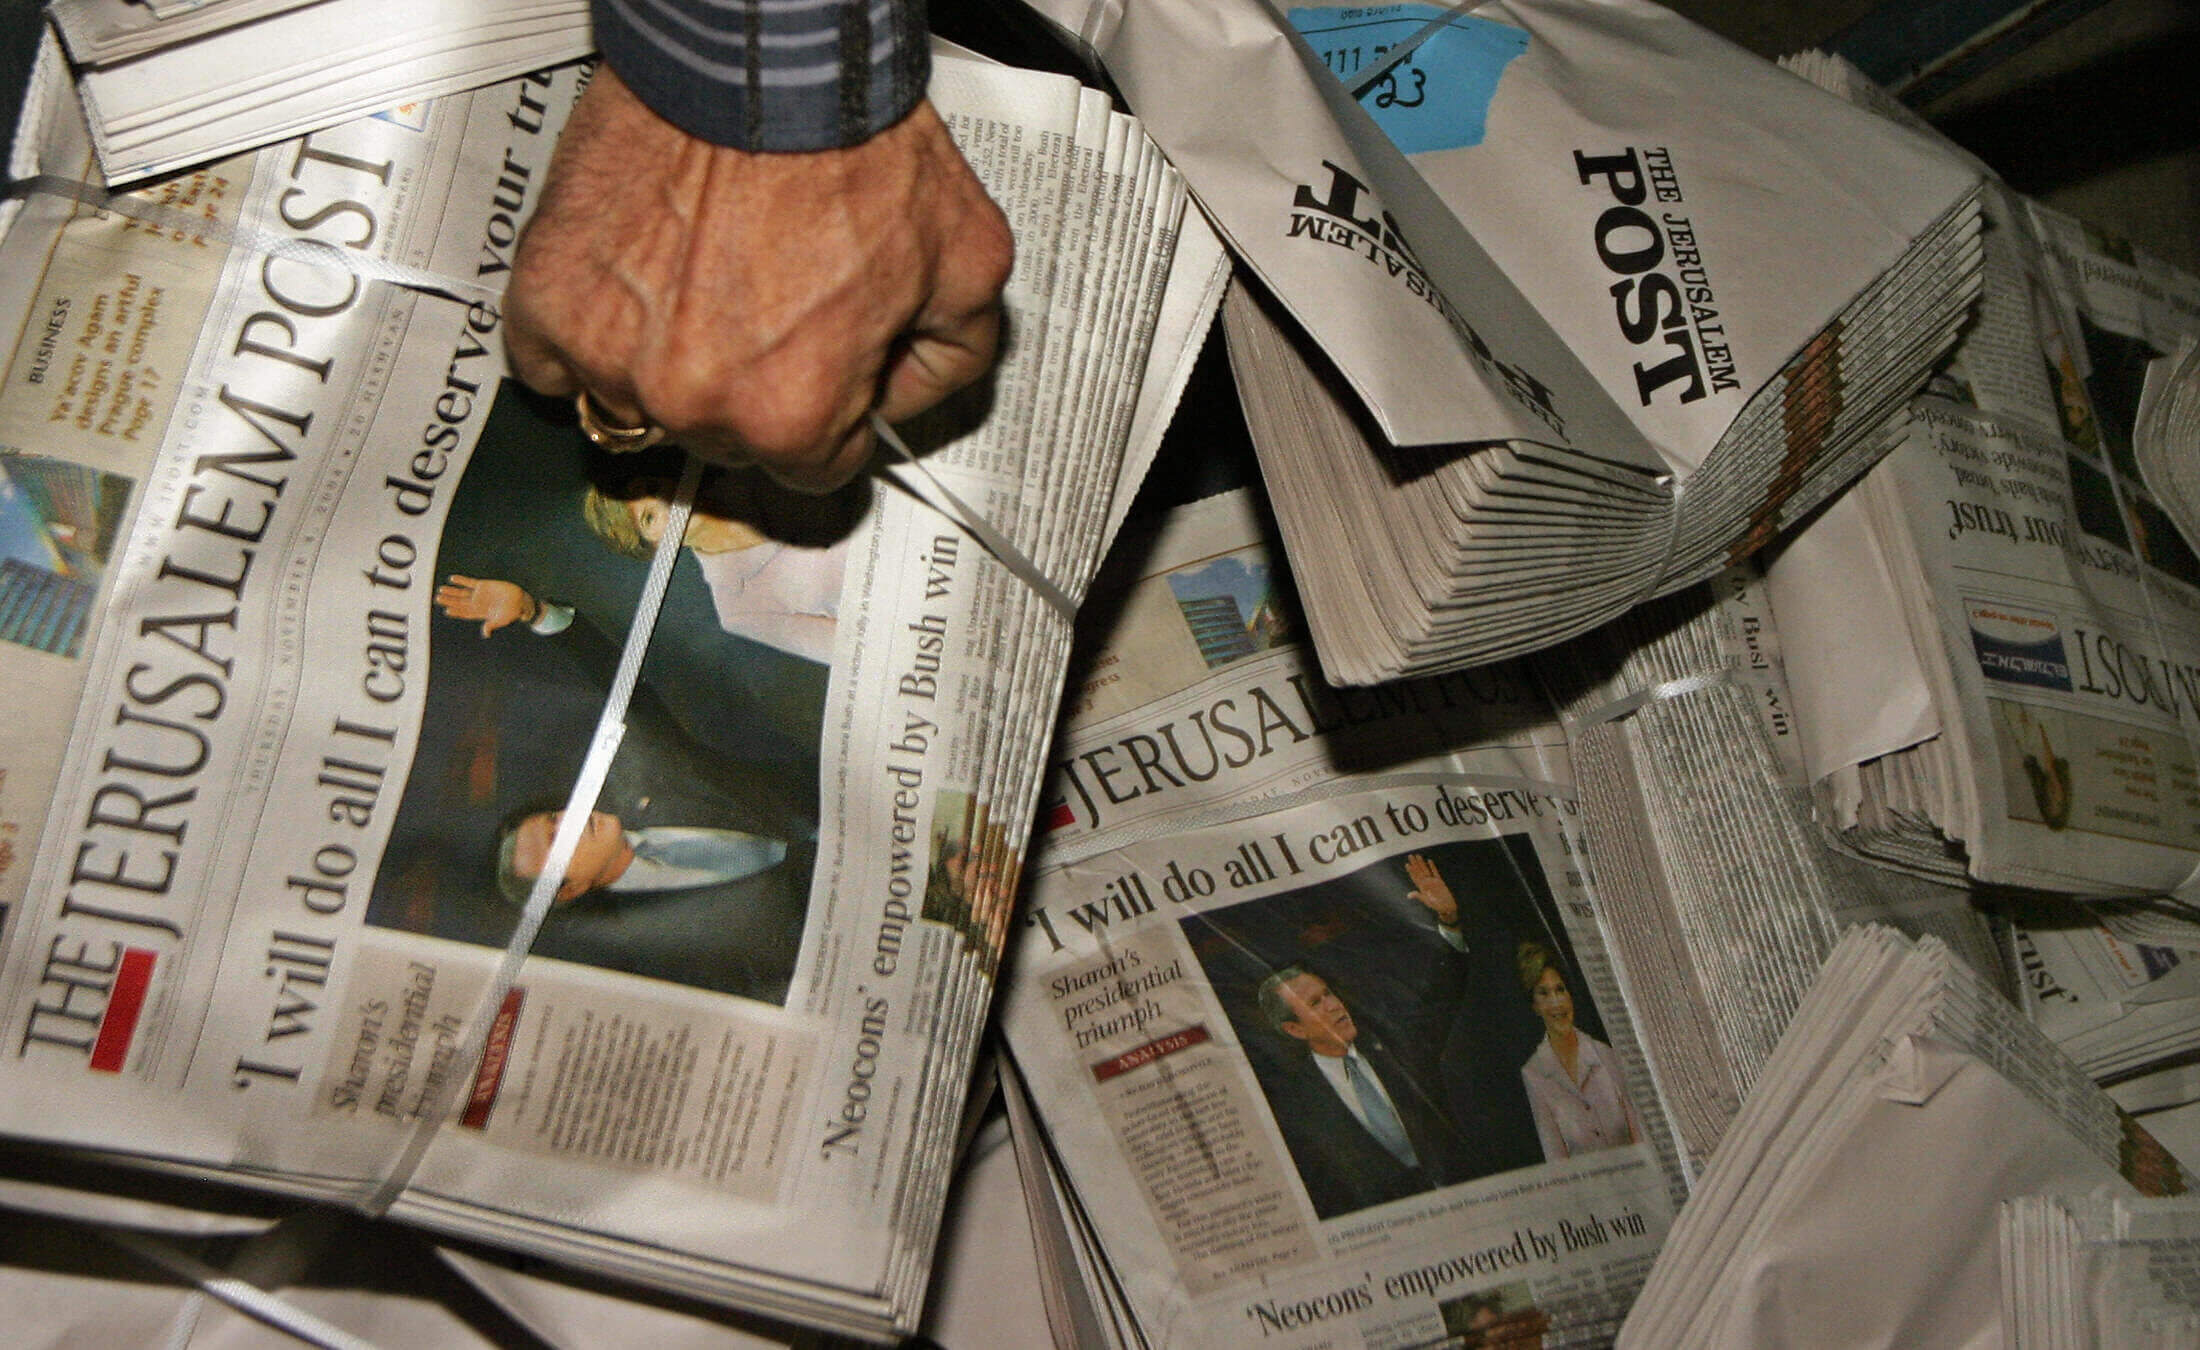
505,67,1014,493
1404,852,1459,927
435,575,534,635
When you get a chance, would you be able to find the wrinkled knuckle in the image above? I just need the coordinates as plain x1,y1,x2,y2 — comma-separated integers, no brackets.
958,202,1015,298
735,385,842,461
632,377,718,435
978,205,1016,287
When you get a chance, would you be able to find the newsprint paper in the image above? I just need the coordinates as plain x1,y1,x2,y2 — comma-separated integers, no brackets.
1002,491,1681,1348
0,38,1219,1340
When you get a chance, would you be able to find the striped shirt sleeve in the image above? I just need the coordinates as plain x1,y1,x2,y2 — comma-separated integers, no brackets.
592,0,930,152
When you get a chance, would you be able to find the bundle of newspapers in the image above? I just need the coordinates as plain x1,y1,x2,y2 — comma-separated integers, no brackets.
2001,1192,2200,1349
0,33,1227,1339
1532,570,2003,1174
2001,892,2200,1126
999,488,1686,1348
1761,146,2200,907
43,0,329,66
0,1090,1057,1345
2136,335,2200,549
1014,0,1986,683
1620,925,2190,1348
47,0,593,184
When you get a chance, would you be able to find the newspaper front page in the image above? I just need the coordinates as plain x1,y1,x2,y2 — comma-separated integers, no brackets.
1004,492,1678,1347
0,44,1191,1334
1817,187,2200,897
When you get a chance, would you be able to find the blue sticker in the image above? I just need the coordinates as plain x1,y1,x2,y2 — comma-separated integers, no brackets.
1289,4,1528,154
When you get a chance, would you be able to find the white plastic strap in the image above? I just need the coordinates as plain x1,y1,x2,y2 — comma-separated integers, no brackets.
359,456,702,1214
1626,473,1687,611
103,1227,383,1350
1343,0,1499,100
873,414,1079,622
1562,662,1740,735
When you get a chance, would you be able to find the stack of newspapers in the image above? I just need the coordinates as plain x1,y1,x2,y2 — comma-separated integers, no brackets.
1022,0,1987,683
2000,1193,2200,1348
48,0,592,184
44,0,330,65
999,489,1686,1348
0,30,1226,1340
2002,893,2200,1100
0,1093,1058,1345
1620,925,2188,1349
1762,154,2200,905
1533,570,2001,1173
2136,335,2200,566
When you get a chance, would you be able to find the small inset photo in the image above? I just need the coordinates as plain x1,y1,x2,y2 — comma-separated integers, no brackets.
1440,1280,1549,1348
0,451,131,658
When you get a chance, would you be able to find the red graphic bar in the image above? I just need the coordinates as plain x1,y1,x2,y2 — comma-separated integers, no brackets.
88,947,157,1072
1042,799,1076,832
460,987,526,1129
1091,1024,1209,1082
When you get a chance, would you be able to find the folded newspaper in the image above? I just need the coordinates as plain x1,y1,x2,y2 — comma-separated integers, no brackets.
0,1095,1054,1347
1533,568,2003,1175
1763,175,2200,902
2005,893,2200,1088
45,0,333,67
2135,335,2200,554
1619,925,2189,1349
1018,0,1986,682
0,39,1226,1339
57,0,593,185
1003,489,1683,1348
2001,1192,2200,1348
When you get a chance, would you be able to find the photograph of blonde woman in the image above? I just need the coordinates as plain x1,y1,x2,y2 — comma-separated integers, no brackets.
582,465,855,666
1517,941,1642,1162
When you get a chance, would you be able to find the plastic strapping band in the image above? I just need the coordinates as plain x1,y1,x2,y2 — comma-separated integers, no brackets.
1625,473,1687,611
102,1227,382,1350
359,456,703,1215
1562,663,1741,736
873,414,1079,622
1344,0,1498,100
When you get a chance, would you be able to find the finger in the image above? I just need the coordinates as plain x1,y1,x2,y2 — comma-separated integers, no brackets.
580,386,654,431
730,413,876,495
877,308,1003,426
503,314,582,400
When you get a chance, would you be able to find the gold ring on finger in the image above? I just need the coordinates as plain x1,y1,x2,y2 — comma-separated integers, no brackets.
575,390,665,453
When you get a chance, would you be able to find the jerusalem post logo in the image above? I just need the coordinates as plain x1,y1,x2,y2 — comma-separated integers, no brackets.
1967,598,2073,691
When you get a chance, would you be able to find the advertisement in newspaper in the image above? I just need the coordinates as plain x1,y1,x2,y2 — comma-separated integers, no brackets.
0,48,1139,1322
1005,492,1672,1346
